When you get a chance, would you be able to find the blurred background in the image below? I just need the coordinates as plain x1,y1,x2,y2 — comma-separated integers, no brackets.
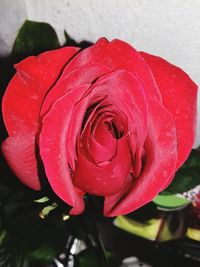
0,0,200,147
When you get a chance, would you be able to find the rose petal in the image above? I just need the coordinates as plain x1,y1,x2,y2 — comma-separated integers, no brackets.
41,63,111,116
140,52,198,169
1,133,40,190
73,137,132,196
39,84,91,214
87,70,148,176
89,117,118,163
104,98,178,216
3,47,79,135
64,38,162,102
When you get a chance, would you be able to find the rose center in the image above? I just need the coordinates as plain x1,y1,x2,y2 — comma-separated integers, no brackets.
104,120,120,139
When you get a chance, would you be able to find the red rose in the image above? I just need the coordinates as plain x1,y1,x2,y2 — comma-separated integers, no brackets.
1,38,197,216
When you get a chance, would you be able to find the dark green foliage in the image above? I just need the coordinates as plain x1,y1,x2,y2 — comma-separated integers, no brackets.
12,20,60,57
161,149,200,195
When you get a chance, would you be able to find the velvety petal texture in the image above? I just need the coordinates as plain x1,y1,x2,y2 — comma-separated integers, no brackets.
3,47,79,135
104,99,178,216
2,47,79,190
2,133,40,190
2,38,198,217
39,84,90,214
140,52,198,170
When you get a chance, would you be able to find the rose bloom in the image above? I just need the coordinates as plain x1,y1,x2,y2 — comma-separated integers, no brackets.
1,38,197,216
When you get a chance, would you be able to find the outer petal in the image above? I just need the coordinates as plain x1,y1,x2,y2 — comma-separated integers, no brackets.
2,47,79,191
1,133,40,190
104,98,178,216
41,63,111,116
2,46,79,135
39,84,91,215
140,52,198,169
63,38,162,102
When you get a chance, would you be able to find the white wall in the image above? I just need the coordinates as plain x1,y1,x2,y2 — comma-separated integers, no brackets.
0,0,200,146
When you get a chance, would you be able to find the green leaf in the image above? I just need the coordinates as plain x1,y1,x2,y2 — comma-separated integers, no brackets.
0,230,6,245
63,29,92,48
64,30,78,46
182,149,200,168
153,194,190,209
27,244,56,263
161,167,200,195
12,20,60,56
161,149,200,195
